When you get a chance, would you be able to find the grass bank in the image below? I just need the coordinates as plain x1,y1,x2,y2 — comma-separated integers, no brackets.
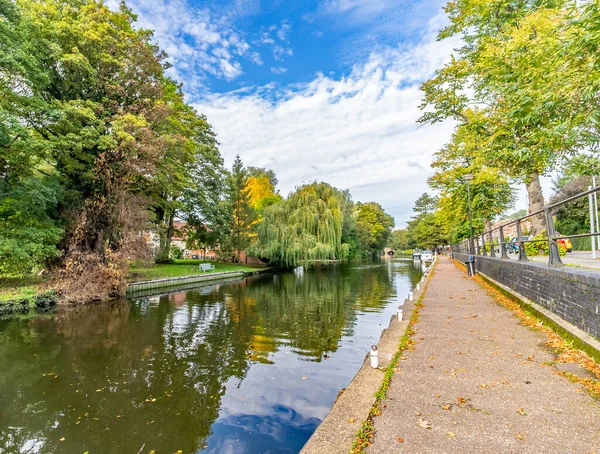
127,259,267,283
0,276,47,303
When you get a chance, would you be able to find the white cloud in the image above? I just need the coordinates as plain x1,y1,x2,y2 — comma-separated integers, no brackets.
270,66,288,75
106,0,255,86
257,21,294,62
320,0,396,17
194,17,460,226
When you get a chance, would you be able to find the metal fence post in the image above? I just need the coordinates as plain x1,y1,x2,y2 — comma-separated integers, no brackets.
545,208,563,266
499,226,508,259
481,234,487,256
517,220,528,261
489,230,496,258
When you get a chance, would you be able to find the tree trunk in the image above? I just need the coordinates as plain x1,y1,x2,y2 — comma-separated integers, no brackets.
484,219,492,235
156,212,175,263
526,173,546,237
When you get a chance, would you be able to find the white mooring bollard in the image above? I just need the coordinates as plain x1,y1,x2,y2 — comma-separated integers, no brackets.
409,291,414,301
397,307,403,320
416,283,420,291
370,345,379,369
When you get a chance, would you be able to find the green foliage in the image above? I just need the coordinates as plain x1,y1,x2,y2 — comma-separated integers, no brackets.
0,0,230,299
388,229,412,251
419,0,593,236
412,193,438,215
524,232,567,257
250,182,350,267
0,177,63,275
222,155,256,260
355,202,395,258
405,193,448,249
169,246,183,260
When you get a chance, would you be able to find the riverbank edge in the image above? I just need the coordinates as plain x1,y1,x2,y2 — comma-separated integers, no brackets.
453,259,600,364
300,258,437,454
125,269,264,295
0,267,276,315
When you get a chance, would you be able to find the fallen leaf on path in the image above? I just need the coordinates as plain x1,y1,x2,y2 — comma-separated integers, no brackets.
441,405,451,410
447,432,456,438
418,417,432,429
457,397,467,404
516,408,527,416
516,434,524,440
347,418,355,423
397,437,405,443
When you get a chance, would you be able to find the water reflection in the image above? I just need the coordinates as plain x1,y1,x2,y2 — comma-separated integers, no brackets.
0,260,422,454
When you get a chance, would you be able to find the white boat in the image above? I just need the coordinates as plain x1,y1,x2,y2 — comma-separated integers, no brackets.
421,250,433,262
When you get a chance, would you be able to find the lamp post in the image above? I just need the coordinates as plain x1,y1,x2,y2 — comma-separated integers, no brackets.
464,173,474,255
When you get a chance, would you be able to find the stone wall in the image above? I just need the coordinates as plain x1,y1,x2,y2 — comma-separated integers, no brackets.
454,253,599,340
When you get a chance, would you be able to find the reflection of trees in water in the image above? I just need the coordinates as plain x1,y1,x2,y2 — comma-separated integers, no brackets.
226,264,399,361
0,261,421,454
0,296,254,453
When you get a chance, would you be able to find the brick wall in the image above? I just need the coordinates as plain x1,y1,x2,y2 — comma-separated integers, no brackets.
454,253,600,341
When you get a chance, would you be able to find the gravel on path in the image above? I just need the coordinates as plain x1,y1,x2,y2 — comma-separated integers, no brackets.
367,256,600,454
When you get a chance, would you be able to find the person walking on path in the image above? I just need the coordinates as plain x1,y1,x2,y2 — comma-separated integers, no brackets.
367,256,600,453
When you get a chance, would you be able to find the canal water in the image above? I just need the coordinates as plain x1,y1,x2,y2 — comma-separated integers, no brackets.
0,259,423,454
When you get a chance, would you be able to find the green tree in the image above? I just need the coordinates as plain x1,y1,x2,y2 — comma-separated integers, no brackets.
429,120,515,241
388,229,412,252
355,202,395,258
412,193,438,215
420,0,576,235
0,0,227,300
0,176,64,274
406,195,448,248
224,155,255,261
249,182,350,267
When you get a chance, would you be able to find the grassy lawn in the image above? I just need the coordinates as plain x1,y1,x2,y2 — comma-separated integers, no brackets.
128,259,266,282
0,276,47,302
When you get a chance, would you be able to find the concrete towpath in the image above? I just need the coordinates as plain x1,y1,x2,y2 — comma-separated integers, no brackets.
367,256,600,453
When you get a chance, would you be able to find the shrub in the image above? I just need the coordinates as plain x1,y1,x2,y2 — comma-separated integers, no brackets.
169,246,183,260
525,232,567,256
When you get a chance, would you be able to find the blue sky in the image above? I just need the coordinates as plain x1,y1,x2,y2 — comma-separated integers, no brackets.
107,0,544,225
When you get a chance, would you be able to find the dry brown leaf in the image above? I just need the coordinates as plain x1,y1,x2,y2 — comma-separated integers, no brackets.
397,437,405,443
441,405,451,410
418,417,432,429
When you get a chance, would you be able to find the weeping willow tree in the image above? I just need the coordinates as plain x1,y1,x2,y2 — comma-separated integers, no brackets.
249,182,350,267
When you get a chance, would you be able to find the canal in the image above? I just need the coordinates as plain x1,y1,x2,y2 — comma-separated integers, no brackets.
0,259,423,453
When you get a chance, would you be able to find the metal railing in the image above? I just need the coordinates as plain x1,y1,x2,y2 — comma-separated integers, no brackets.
453,185,600,266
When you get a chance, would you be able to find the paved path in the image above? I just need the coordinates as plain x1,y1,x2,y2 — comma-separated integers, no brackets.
368,257,600,454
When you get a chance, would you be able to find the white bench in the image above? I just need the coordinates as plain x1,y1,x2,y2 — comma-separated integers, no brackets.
199,263,215,272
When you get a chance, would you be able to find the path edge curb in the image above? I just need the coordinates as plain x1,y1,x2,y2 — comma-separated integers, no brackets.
300,257,438,454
